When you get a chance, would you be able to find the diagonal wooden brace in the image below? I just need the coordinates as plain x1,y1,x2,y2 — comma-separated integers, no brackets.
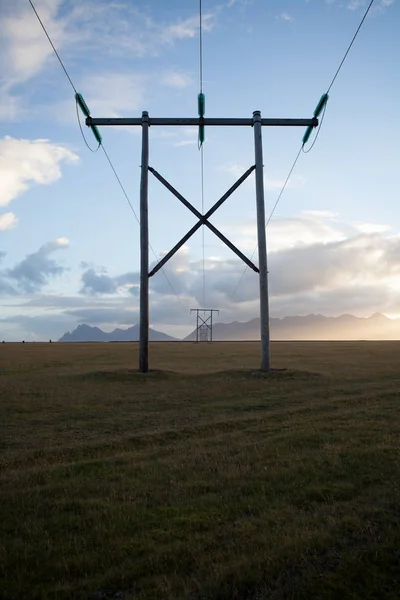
148,166,259,277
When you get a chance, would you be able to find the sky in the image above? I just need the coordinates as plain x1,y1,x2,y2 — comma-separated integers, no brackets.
0,0,399,341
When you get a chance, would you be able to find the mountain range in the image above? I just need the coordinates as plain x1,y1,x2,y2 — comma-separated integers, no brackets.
184,313,398,341
58,324,178,342
58,313,400,342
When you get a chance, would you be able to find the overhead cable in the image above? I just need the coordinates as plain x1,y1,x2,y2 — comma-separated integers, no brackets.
233,0,376,296
28,0,185,307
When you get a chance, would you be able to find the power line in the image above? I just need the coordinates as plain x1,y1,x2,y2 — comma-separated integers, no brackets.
199,0,204,93
28,0,77,94
327,0,375,94
101,146,140,225
100,149,185,307
232,146,302,297
266,147,302,226
28,0,185,309
233,0,376,297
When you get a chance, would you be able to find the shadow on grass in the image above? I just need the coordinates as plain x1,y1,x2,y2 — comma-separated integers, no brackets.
208,368,327,381
75,369,178,382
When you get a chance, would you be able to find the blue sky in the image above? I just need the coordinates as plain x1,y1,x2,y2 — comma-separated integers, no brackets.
0,0,398,340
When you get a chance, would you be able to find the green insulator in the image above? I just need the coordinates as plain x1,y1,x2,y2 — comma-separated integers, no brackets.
75,93,91,117
198,93,205,117
199,124,205,144
302,125,313,145
313,93,329,118
91,125,102,145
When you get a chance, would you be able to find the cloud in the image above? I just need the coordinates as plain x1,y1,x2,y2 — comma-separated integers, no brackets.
52,213,400,325
4,213,400,337
173,140,198,147
81,73,146,118
161,13,215,43
218,163,305,190
0,278,17,296
80,266,138,295
277,12,294,21
0,0,65,85
0,137,78,207
0,1,220,123
0,89,26,122
64,307,138,326
7,237,69,293
328,0,396,9
54,67,193,125
0,1,215,88
0,212,17,231
347,0,394,9
225,0,254,6
160,72,192,89
142,213,400,323
347,0,368,8
80,268,118,295
0,313,78,342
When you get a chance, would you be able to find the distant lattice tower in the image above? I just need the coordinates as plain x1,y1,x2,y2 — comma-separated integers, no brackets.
191,309,219,343
199,323,209,342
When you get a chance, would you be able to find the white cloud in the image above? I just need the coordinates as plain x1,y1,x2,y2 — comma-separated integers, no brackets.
62,213,400,320
0,89,26,122
0,136,78,206
326,0,395,9
0,212,18,231
160,72,192,89
223,211,347,253
0,2,215,87
82,73,146,117
3,213,400,336
173,140,198,147
355,222,391,234
346,0,394,9
277,12,294,21
265,175,306,191
73,69,192,120
0,1,224,124
347,0,367,9
0,0,65,85
218,163,306,192
55,237,69,247
219,163,247,178
162,13,215,43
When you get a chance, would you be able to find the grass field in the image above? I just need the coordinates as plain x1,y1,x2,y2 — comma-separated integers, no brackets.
1,341,399,600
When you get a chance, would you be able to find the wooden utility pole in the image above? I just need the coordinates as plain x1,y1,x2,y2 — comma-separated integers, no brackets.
139,112,149,373
86,113,318,372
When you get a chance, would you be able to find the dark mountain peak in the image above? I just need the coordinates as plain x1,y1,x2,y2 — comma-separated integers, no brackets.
58,323,177,342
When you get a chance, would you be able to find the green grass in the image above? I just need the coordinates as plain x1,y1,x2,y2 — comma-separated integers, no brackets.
0,341,399,599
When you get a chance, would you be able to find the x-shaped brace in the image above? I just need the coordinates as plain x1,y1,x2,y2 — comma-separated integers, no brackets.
197,314,212,329
148,165,259,277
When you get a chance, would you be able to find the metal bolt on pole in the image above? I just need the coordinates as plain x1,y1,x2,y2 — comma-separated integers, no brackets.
253,110,271,372
139,111,149,373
